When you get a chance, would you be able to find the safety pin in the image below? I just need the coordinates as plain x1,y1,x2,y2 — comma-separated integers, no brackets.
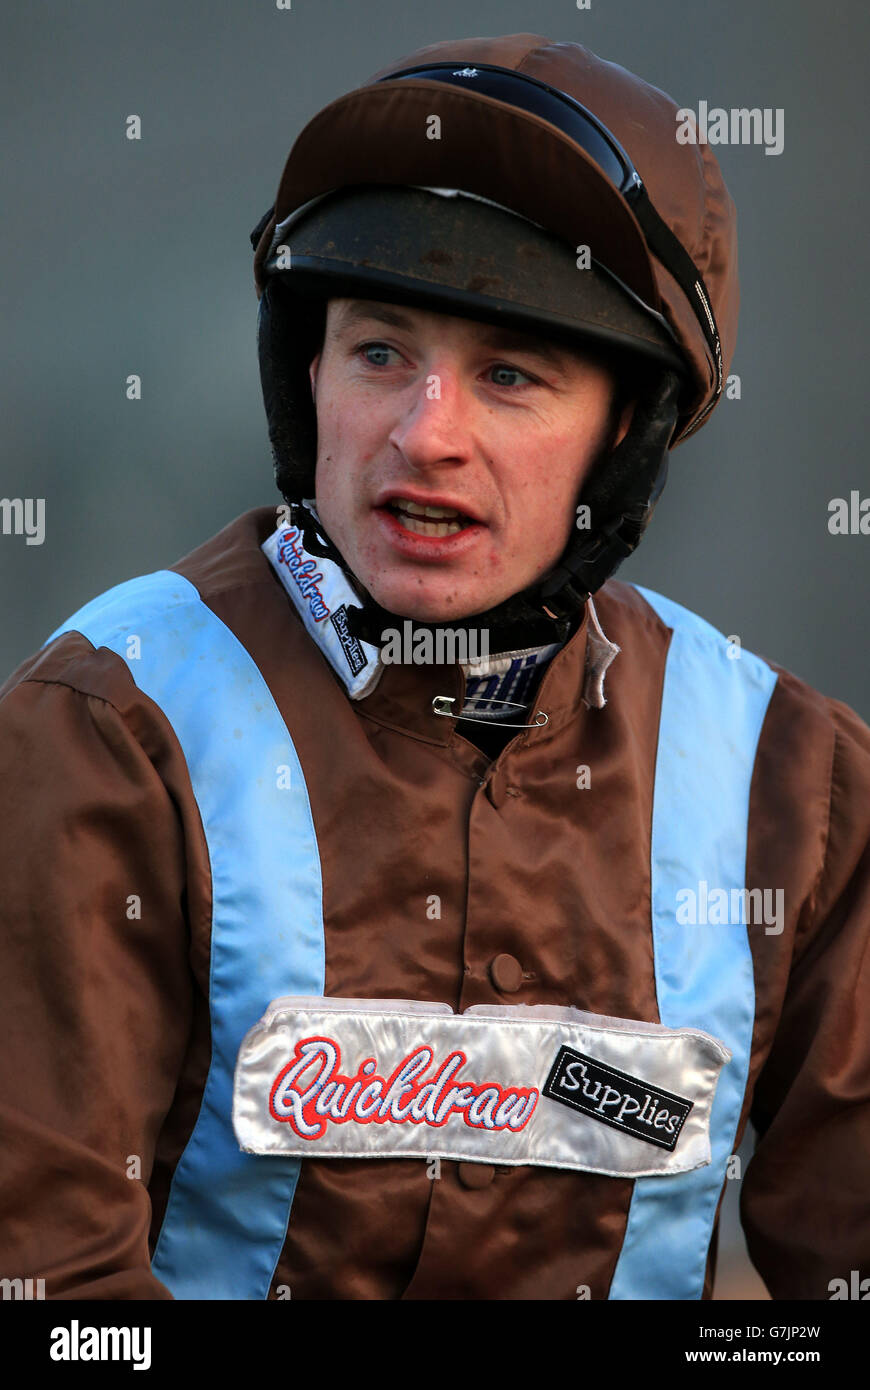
432,696,549,729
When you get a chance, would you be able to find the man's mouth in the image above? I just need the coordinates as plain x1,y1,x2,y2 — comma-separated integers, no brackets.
382,496,478,538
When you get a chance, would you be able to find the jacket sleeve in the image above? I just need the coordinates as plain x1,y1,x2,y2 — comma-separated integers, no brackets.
0,666,194,1299
740,698,870,1300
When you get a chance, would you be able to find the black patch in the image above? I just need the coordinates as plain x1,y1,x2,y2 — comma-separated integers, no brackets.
543,1047,693,1152
330,604,368,677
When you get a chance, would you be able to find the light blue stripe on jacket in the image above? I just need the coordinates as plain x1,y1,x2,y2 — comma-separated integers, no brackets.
48,571,325,1299
609,587,778,1298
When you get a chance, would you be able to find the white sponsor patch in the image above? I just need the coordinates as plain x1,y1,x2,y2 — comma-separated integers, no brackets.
233,998,731,1177
262,503,382,699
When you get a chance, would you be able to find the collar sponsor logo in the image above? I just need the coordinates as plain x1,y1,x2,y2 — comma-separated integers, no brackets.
275,526,330,622
464,647,559,720
269,1036,539,1140
330,604,367,676
543,1047,693,1152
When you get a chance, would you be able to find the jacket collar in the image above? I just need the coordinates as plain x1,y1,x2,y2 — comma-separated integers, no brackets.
262,512,619,741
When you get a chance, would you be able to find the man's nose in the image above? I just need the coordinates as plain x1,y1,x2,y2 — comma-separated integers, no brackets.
387,368,475,470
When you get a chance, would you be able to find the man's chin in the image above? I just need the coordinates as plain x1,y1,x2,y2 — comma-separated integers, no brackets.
364,583,505,626
380,603,496,626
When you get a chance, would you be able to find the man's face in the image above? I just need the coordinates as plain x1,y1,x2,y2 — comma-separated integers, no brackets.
310,297,630,622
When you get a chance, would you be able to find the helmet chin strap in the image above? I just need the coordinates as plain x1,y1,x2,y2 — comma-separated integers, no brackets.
287,369,681,655
537,370,681,606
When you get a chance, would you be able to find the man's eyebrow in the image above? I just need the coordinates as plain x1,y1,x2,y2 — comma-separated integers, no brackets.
333,303,417,334
476,326,574,373
334,302,574,374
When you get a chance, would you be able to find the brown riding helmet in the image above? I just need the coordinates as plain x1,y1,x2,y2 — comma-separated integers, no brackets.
252,32,738,446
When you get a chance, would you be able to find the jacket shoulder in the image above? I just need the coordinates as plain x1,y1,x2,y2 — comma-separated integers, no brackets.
600,578,870,753
0,508,281,705
603,578,745,648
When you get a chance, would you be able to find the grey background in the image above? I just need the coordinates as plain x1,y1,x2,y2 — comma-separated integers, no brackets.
3,1,867,1298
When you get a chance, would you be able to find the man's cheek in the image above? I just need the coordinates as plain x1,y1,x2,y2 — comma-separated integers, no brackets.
483,540,505,573
314,461,347,538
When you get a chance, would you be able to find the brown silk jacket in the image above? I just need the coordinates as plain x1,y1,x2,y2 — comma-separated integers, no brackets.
0,506,868,1300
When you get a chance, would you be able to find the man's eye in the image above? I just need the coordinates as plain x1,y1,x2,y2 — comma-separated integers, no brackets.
489,362,535,388
358,341,400,367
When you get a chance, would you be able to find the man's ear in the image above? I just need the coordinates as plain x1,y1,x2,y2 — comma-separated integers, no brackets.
309,354,320,400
